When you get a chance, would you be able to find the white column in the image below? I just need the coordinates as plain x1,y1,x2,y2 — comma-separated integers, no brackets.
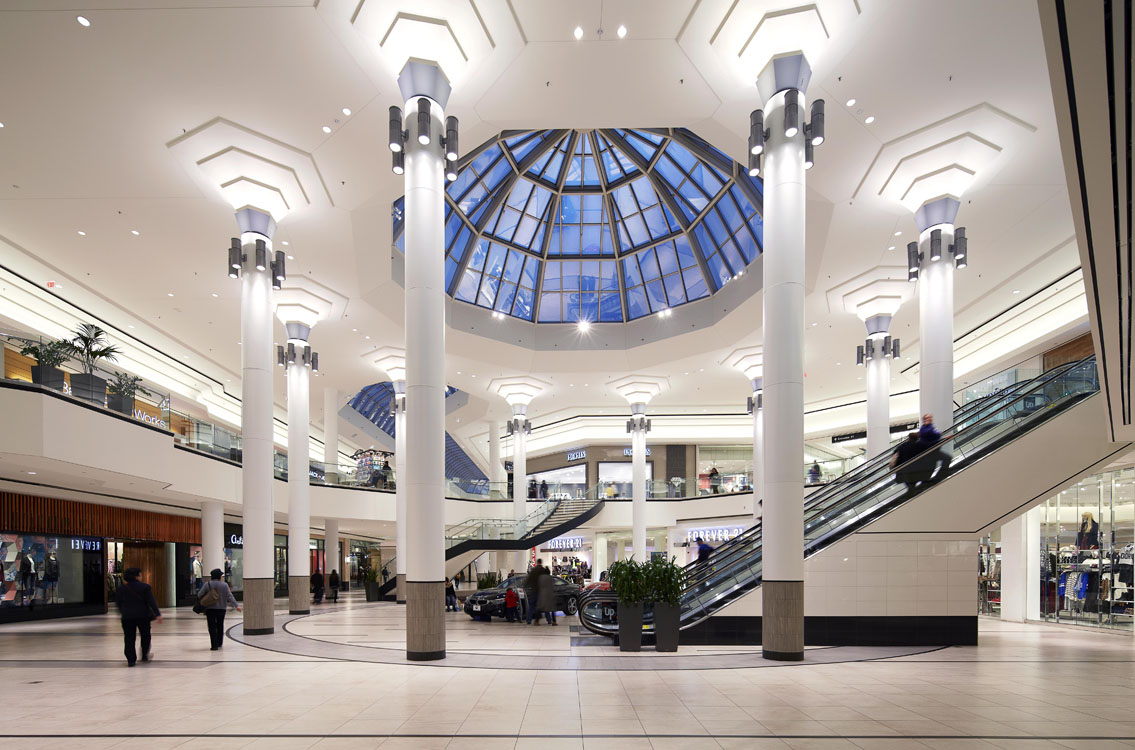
488,420,504,497
324,518,339,581
757,55,809,661
323,388,339,475
201,501,224,578
915,198,960,433
286,346,312,613
236,207,276,635
399,61,450,661
394,382,407,602
752,380,764,521
1000,512,1028,622
631,403,648,559
1025,505,1042,621
511,405,529,572
865,333,892,458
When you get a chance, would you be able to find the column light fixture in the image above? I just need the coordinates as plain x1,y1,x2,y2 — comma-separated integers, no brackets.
444,116,459,161
416,97,431,145
906,241,921,282
749,109,765,155
228,238,241,279
810,99,825,145
930,229,943,261
804,125,814,170
388,106,405,153
952,227,968,269
748,96,824,175
784,89,800,138
392,150,405,175
271,251,286,290
254,239,267,271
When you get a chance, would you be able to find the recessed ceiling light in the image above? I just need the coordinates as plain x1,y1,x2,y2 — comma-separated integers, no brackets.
27,471,36,475
577,319,591,333
287,254,294,260
0,122,5,128
1013,289,1021,294
211,293,219,297
888,245,895,250
130,230,140,236
342,107,352,116
617,24,627,38
167,292,174,297
836,362,841,366
569,384,575,387
893,231,902,237
76,16,91,27
364,335,370,339
865,115,876,124
322,125,332,134
573,26,584,40
281,240,289,246
846,98,856,107
811,322,818,327
456,371,462,375
351,328,357,332
76,230,86,236
128,325,135,329
471,374,477,378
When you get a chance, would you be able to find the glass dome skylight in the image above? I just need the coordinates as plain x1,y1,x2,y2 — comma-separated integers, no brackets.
392,128,764,324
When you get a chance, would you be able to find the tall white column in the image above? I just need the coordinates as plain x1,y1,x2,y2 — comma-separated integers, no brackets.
865,343,890,458
1000,512,1027,623
324,518,339,583
511,405,529,573
757,54,809,661
235,207,276,636
201,501,224,578
399,61,450,661
630,403,648,559
488,420,504,498
323,388,339,478
915,197,960,433
283,330,314,615
752,381,764,521
1025,505,1041,621
394,381,407,602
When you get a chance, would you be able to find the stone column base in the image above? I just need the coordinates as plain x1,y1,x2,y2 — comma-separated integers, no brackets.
396,573,406,604
243,577,275,635
288,575,310,615
405,580,445,660
762,579,803,660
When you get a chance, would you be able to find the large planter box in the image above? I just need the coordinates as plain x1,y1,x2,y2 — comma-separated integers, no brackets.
365,581,381,602
654,601,680,652
617,601,644,652
70,373,107,404
107,394,135,416
31,365,66,392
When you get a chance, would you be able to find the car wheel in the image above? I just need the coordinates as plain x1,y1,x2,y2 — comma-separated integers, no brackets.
565,596,578,615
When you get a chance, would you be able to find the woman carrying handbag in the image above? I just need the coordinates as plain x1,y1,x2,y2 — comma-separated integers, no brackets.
197,568,240,650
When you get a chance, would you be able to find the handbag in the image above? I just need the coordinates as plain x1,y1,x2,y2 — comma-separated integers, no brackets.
195,582,219,614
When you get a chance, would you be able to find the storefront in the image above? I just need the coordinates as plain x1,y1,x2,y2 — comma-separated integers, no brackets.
695,446,752,495
669,518,748,565
538,534,592,583
348,540,383,586
2,532,104,621
593,528,669,576
597,461,653,499
526,463,588,499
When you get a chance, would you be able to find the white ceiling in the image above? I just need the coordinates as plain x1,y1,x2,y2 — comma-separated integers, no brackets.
0,0,1083,451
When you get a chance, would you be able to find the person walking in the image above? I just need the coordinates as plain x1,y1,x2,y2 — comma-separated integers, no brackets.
890,432,923,492
696,537,713,563
525,559,548,625
198,568,240,651
916,413,952,482
444,577,458,611
328,569,340,603
540,479,548,499
537,568,557,625
114,567,161,667
311,568,325,604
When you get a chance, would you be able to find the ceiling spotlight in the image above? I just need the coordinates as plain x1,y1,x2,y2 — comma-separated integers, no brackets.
281,240,289,246
846,98,856,107
392,149,405,175
211,293,219,297
76,230,86,236
894,231,902,237
0,122,4,128
577,319,591,333
617,24,627,38
287,254,294,260
342,107,352,116
76,15,91,26
784,89,800,138
416,97,431,145
1013,289,1021,294
130,229,140,236
865,115,876,124
573,26,584,40
167,292,174,297
322,125,332,134
389,106,404,152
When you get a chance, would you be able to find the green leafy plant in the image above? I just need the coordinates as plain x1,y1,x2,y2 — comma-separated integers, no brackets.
477,571,501,590
108,371,151,401
607,557,648,606
645,555,686,606
365,567,379,583
19,339,71,369
69,323,120,375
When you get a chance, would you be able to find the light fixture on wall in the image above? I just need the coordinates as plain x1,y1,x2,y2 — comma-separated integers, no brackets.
392,150,404,175
783,89,799,138
444,116,459,162
906,241,921,282
804,125,814,169
388,106,405,153
416,97,431,145
254,240,267,271
749,110,765,155
952,227,968,269
810,99,824,145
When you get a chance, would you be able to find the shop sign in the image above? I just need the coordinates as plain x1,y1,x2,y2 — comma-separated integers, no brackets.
622,447,652,456
832,422,917,444
224,523,243,548
686,526,743,543
566,449,587,462
70,537,102,551
546,536,584,550
132,408,167,430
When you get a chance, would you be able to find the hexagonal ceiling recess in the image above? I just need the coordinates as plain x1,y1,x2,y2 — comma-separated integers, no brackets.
392,128,765,324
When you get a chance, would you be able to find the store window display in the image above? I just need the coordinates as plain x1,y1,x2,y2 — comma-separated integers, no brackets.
1,532,104,619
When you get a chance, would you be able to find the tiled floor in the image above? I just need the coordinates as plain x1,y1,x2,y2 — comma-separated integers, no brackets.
2,590,1134,749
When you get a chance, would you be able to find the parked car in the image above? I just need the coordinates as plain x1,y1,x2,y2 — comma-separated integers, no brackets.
464,574,581,621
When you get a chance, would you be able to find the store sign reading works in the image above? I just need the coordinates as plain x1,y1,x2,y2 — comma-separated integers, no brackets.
686,526,743,543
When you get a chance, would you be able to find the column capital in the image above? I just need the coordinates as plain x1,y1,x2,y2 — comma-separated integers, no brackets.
722,345,763,382
609,374,669,407
372,346,407,383
757,52,812,102
489,375,551,410
235,207,277,239
750,377,763,394
864,314,892,336
914,196,961,232
398,60,452,109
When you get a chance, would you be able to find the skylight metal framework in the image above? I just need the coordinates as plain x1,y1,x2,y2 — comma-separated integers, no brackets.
392,128,764,324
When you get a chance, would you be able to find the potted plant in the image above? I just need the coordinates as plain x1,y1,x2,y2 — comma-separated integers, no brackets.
107,371,150,416
67,323,120,404
477,571,501,590
19,339,72,391
364,567,381,602
608,557,648,652
647,556,686,652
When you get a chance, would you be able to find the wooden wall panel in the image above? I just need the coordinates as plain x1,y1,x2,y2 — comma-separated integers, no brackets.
0,493,200,543
122,542,169,607
1043,333,1096,371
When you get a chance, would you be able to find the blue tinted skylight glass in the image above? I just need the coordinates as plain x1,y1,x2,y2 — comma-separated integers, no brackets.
395,128,762,323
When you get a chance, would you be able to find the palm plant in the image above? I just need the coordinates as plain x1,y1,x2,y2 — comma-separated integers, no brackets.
69,324,120,374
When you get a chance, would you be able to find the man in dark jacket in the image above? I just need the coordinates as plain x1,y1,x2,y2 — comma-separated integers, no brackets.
916,413,952,483
525,559,548,625
114,567,161,666
890,433,923,492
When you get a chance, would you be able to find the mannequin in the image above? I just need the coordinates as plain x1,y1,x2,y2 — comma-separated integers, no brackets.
192,551,203,591
44,551,60,604
1076,511,1099,550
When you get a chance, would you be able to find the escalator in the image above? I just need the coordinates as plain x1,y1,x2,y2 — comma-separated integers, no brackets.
579,356,1113,639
